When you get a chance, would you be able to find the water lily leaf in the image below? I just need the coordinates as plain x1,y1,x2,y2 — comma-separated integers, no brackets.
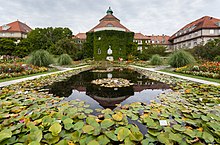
29,128,42,142
49,122,62,136
0,129,12,142
201,115,210,122
28,141,40,145
112,112,123,121
157,132,172,145
129,130,143,141
42,116,53,127
88,140,99,145
184,129,196,138
82,125,94,134
101,119,114,129
169,132,183,143
85,109,93,114
55,139,68,145
117,127,131,141
73,121,84,131
104,131,118,141
206,122,220,131
202,131,214,143
71,131,81,142
44,133,60,144
63,118,73,130
86,117,99,128
173,124,186,132
148,129,160,137
97,135,110,145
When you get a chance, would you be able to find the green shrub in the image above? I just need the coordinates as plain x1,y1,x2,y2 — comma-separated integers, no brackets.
214,55,220,62
150,54,163,65
57,54,72,65
168,50,195,68
28,49,54,67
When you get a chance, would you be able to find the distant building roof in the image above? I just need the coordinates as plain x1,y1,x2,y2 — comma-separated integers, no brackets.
73,33,87,40
170,16,220,40
0,20,32,33
147,35,171,45
89,7,131,32
134,33,151,40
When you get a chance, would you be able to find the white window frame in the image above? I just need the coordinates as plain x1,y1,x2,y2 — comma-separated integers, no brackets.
210,29,214,34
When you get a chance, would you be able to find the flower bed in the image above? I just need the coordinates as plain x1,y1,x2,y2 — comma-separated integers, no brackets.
175,62,220,79
0,63,48,79
0,66,219,144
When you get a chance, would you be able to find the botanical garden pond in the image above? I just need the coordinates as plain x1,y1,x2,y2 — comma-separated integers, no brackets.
46,67,172,110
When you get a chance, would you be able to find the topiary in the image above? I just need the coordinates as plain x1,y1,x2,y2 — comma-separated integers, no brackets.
150,54,163,65
168,50,195,68
28,49,54,67
57,54,72,65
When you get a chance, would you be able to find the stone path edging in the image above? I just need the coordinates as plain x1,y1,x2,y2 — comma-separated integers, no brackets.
130,65,220,86
0,65,90,88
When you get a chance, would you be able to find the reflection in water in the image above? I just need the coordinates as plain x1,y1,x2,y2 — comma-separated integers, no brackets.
47,68,171,109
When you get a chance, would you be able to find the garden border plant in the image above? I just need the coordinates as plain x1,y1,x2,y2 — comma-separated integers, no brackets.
0,65,219,144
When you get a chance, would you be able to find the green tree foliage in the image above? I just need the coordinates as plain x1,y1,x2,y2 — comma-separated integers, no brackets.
57,54,72,65
139,45,166,60
214,55,220,62
49,38,77,57
26,27,72,52
12,39,30,57
168,50,195,68
190,38,220,60
0,38,16,55
28,49,54,67
150,54,163,65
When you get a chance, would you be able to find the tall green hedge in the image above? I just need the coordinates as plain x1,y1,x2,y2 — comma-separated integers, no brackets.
86,30,134,60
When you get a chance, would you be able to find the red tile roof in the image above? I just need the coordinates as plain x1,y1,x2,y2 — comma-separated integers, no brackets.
89,13,131,32
170,16,220,40
134,33,150,40
147,35,171,45
0,20,32,33
73,33,87,40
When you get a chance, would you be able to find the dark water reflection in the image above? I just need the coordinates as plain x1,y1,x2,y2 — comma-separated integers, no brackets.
47,68,171,109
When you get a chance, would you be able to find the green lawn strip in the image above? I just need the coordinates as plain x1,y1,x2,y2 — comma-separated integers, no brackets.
160,69,220,83
0,69,58,83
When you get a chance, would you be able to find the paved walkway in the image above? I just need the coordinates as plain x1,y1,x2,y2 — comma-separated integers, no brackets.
130,65,220,86
0,65,90,88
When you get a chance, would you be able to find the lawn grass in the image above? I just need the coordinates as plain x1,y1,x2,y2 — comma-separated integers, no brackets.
0,69,58,83
160,69,220,84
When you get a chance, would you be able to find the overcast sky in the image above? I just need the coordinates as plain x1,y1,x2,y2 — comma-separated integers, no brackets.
0,0,219,36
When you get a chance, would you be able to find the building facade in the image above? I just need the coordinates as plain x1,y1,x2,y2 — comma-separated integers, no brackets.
169,16,220,50
0,20,32,39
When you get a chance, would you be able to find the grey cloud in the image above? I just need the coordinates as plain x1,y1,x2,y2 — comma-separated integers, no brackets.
0,0,219,36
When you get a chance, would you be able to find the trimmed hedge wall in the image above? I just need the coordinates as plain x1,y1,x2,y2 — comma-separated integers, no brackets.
86,30,134,60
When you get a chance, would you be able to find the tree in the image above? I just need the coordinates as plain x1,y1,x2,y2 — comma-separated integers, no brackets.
138,45,167,60
25,27,72,52
190,38,220,60
0,38,16,55
49,38,77,56
13,39,30,57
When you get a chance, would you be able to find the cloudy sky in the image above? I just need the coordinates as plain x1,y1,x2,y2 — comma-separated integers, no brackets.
0,0,219,36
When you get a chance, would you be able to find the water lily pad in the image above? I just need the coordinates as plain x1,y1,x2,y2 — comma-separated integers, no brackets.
49,122,62,136
117,127,131,141
101,119,114,129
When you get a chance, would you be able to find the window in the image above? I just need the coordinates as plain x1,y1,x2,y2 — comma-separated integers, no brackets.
210,30,214,34
11,33,14,36
2,33,5,36
188,42,191,47
152,40,154,43
107,23,113,27
98,48,101,54
194,32,198,36
138,40,142,44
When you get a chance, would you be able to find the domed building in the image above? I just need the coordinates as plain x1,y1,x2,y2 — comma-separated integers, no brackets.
85,7,134,61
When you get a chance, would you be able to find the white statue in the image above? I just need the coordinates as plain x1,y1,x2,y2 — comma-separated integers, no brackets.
107,45,112,55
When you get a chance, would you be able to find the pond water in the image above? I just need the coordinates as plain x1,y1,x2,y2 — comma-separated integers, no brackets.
47,68,172,110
